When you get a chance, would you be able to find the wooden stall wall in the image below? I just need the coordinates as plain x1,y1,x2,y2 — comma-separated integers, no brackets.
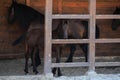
0,0,26,59
0,0,120,59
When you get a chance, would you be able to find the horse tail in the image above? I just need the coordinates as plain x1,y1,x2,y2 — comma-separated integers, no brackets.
12,33,27,46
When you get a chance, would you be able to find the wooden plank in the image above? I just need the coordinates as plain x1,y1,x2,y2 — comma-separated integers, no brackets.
95,39,120,43
44,0,52,74
52,14,120,19
52,14,90,19
52,39,120,44
52,39,89,44
51,62,89,67
88,0,96,71
96,15,120,19
95,62,120,67
51,62,120,67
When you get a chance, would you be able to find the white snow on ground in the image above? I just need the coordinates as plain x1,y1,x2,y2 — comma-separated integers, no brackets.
54,74,120,80
0,74,120,80
0,58,119,80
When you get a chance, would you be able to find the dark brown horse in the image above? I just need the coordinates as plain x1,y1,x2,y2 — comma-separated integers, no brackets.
59,19,100,62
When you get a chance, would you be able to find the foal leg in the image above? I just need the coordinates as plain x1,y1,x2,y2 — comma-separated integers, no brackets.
66,44,76,62
31,47,38,74
24,45,29,74
30,47,41,67
35,47,41,67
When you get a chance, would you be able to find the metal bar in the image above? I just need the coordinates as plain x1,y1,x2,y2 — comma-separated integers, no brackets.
52,39,89,44
51,62,89,67
52,14,90,19
88,0,96,72
96,15,120,19
44,0,52,74
95,62,120,67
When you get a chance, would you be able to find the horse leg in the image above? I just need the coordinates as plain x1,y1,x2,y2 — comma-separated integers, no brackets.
66,44,76,62
24,45,29,74
80,44,88,62
30,47,38,74
57,47,62,76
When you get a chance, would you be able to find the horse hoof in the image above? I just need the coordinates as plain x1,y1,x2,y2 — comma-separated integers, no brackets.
66,60,72,62
58,73,62,77
24,69,29,74
24,71,29,75
52,68,56,76
25,73,29,75
33,70,39,75
35,71,39,75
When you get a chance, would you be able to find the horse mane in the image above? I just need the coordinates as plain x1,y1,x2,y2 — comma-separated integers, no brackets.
12,2,44,30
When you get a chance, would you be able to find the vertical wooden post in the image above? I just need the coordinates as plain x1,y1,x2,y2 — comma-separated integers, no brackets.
44,0,53,76
88,0,96,74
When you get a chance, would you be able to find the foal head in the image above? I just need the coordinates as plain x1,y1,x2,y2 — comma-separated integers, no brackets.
112,7,120,30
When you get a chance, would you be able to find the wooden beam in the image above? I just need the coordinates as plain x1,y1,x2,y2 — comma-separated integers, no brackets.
95,39,120,43
52,14,90,19
52,39,89,44
51,62,89,67
44,0,52,74
95,62,120,67
88,0,96,72
96,15,120,19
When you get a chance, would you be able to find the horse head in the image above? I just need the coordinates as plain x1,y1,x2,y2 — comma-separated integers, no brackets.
112,7,120,30
7,0,18,24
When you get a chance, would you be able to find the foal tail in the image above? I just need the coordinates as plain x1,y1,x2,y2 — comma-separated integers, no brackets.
12,33,27,46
